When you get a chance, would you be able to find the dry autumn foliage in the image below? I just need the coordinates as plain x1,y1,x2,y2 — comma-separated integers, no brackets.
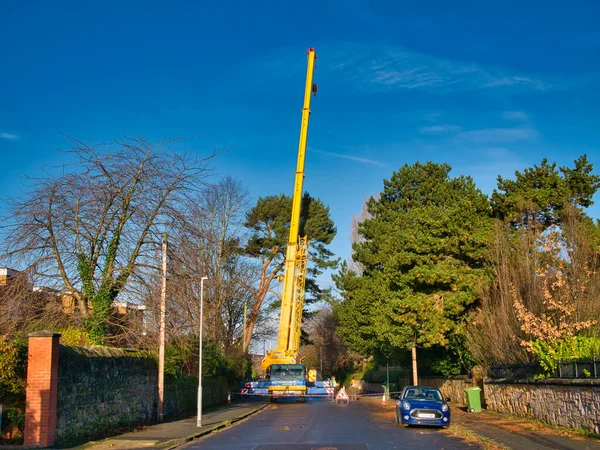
468,208,600,367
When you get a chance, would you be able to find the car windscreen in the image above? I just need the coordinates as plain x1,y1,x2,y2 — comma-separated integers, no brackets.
403,388,442,401
270,365,305,381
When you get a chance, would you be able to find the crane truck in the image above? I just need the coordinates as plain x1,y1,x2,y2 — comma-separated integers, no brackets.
261,48,317,402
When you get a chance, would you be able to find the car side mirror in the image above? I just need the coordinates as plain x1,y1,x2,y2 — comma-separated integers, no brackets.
445,397,451,402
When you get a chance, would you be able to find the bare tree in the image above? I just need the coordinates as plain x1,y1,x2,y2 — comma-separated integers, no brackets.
1,136,214,343
302,306,356,376
0,271,72,337
348,195,372,275
467,209,600,366
145,177,263,355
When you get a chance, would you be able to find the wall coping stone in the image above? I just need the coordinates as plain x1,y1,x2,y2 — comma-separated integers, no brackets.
28,330,61,337
422,375,471,381
485,377,600,386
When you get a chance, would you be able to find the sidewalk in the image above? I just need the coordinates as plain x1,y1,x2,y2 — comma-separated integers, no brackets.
72,398,268,450
452,406,600,450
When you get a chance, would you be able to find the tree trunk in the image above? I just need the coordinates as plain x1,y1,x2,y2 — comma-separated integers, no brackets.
76,294,89,317
243,303,260,351
411,344,418,385
243,258,284,351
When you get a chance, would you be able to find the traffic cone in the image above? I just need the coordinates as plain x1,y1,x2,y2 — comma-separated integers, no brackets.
227,392,231,404
382,393,387,405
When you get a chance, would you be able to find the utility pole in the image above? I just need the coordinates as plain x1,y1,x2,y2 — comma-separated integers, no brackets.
243,301,247,353
197,276,208,427
320,346,323,375
158,232,167,421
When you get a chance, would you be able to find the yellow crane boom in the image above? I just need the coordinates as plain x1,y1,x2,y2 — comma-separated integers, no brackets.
261,48,316,372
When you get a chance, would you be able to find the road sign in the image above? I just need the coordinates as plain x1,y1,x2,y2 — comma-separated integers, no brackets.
336,386,350,404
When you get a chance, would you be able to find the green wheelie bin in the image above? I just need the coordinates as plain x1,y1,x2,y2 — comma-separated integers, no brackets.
464,387,482,413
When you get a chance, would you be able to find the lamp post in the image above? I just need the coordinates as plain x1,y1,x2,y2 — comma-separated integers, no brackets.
386,359,390,399
197,276,208,427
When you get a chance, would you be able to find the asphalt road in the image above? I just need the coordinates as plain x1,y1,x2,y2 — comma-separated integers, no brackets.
181,397,479,450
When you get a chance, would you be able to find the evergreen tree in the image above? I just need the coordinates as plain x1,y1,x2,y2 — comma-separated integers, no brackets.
336,162,492,372
491,155,600,230
242,192,337,349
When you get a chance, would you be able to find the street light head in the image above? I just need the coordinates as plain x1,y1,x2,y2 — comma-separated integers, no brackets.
201,276,208,281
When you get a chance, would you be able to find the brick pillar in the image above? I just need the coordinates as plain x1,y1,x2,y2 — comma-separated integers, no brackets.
24,331,61,448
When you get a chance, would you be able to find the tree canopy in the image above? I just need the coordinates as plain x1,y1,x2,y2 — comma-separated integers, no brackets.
1,137,214,344
491,155,600,229
242,192,337,349
335,162,492,371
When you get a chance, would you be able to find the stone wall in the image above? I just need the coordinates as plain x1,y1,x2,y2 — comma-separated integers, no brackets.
163,376,228,418
420,376,473,407
361,376,474,406
56,346,158,445
55,345,228,446
484,379,600,434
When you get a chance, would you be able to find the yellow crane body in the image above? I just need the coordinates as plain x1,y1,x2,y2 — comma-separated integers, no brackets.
261,48,316,393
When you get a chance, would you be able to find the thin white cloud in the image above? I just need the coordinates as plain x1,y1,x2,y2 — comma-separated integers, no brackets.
323,44,551,93
419,125,462,134
424,112,442,122
457,127,538,144
1,132,19,140
479,147,514,159
310,148,385,167
502,111,529,121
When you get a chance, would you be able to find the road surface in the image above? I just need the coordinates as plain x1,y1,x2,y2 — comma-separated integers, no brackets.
181,397,478,450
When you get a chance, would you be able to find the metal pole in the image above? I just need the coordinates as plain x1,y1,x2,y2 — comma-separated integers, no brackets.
158,232,167,421
386,359,390,396
197,276,208,427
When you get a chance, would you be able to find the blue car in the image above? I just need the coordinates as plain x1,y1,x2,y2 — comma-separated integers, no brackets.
395,386,451,428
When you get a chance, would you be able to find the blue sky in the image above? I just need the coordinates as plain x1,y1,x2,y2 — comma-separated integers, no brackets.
1,0,600,290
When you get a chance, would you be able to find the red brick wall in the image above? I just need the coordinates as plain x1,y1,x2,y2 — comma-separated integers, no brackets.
24,332,60,448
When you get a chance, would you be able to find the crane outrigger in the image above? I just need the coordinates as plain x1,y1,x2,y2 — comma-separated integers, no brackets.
261,48,317,402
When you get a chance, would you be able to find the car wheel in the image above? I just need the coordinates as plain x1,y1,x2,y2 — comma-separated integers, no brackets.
403,423,410,428
442,425,449,429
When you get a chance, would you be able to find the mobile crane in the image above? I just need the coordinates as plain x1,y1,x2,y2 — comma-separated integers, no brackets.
261,48,317,402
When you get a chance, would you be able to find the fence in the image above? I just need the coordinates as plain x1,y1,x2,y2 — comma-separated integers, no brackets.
555,359,600,378
490,359,600,379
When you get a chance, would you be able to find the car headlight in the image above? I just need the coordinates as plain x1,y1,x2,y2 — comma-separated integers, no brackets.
402,402,411,410
442,404,449,412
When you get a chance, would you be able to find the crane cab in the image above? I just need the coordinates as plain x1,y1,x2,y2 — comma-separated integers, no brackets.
266,363,307,402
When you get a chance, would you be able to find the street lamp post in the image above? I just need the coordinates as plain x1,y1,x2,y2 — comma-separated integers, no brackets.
197,276,208,427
